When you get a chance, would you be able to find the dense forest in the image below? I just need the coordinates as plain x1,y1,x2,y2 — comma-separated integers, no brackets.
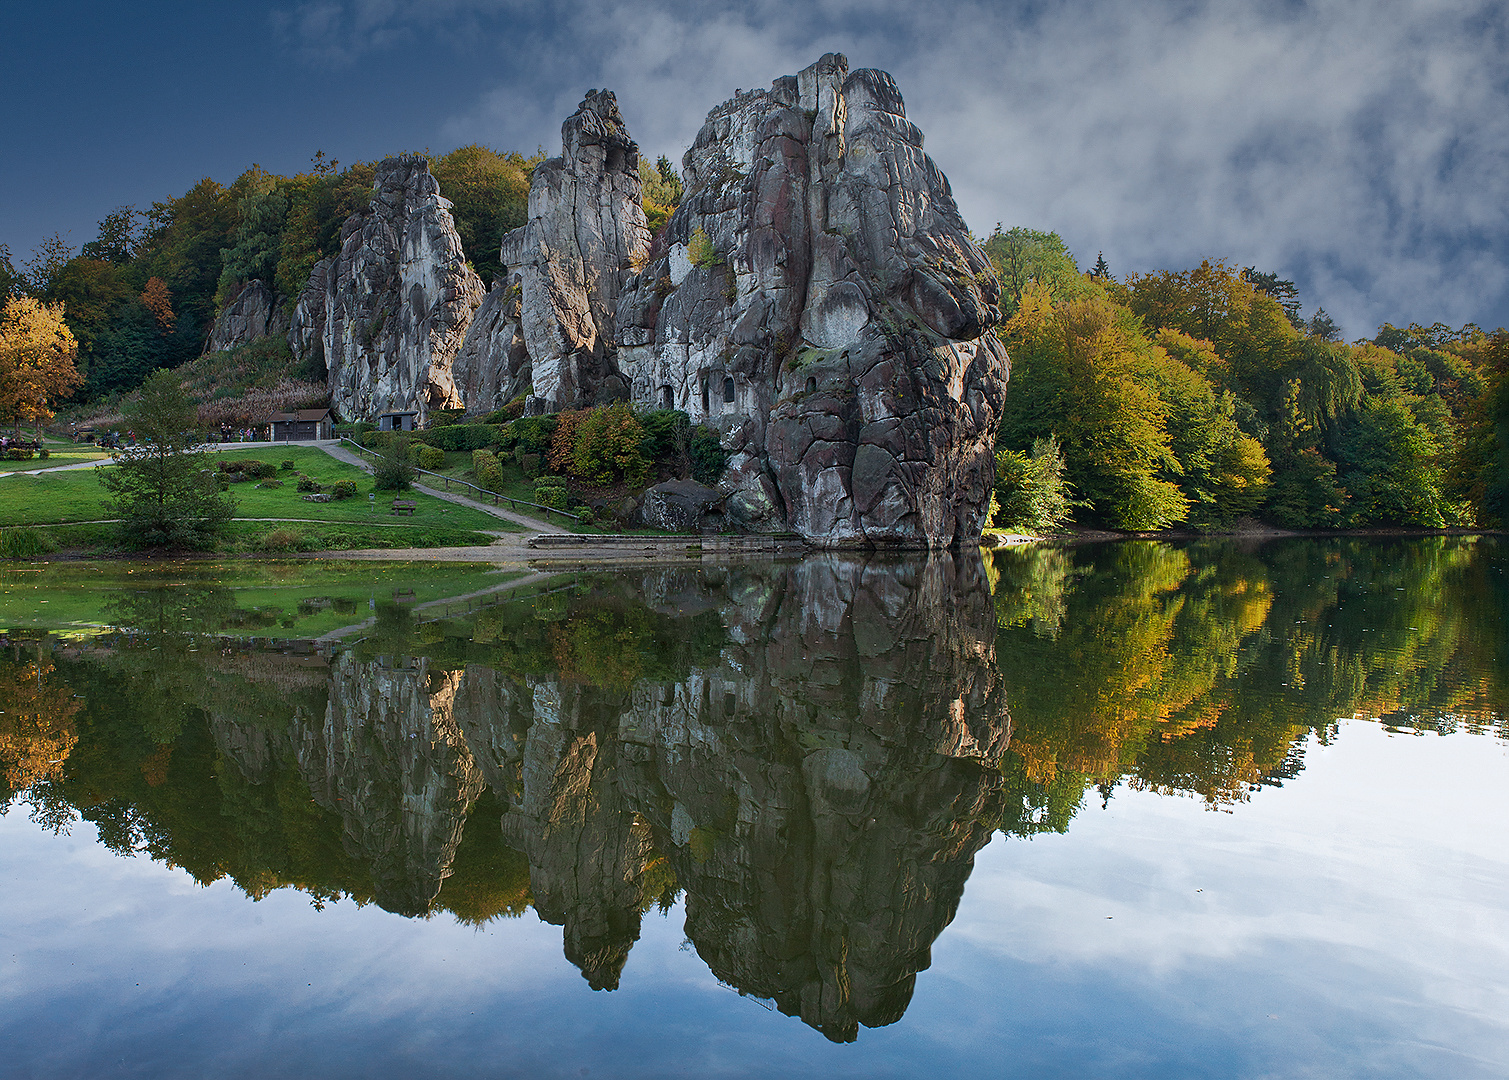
1,148,1505,530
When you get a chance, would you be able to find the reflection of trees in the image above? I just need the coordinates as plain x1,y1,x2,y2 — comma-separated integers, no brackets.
0,638,81,801
16,538,1507,1040
988,536,1508,822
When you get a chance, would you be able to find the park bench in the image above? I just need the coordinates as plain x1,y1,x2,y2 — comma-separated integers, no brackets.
391,499,417,516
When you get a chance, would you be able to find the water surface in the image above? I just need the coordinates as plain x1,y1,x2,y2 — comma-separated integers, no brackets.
2,538,1506,1077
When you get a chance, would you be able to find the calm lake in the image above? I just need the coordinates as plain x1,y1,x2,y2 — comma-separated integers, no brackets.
1,538,1506,1078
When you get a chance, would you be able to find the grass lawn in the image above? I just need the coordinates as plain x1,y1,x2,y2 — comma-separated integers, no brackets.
0,445,521,537
0,439,112,475
212,446,521,532
0,559,528,638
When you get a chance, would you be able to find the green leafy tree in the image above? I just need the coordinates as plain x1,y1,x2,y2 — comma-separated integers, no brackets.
98,369,234,549
22,233,76,297
81,206,143,265
431,146,535,285
216,167,289,306
0,244,19,301
990,436,1077,533
1241,267,1303,329
998,282,1188,529
641,155,684,235
983,226,1090,317
373,436,416,490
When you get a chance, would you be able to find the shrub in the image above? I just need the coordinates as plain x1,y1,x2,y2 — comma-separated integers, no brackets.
573,403,649,486
257,478,284,489
639,409,689,465
0,528,56,560
253,461,277,479
332,480,358,500
258,527,302,552
361,430,394,450
296,474,320,493
688,225,718,268
518,452,542,477
509,415,558,455
3,447,34,461
37,448,49,460
549,410,584,474
280,460,296,471
533,475,569,508
418,445,445,471
689,426,728,485
990,436,1077,533
419,424,500,452
472,449,505,491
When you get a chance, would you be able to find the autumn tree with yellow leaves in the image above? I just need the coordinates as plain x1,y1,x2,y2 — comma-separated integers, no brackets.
0,297,82,435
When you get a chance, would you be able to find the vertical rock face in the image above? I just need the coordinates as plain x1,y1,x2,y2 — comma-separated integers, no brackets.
285,258,330,372
615,54,1009,548
453,90,651,414
449,279,530,415
312,155,486,423
205,279,288,354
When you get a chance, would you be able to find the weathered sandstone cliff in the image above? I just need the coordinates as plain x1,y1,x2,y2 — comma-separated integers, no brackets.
289,155,485,423
615,54,1009,547
451,89,651,415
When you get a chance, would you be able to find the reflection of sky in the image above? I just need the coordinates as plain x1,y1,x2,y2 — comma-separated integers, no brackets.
3,722,1506,1078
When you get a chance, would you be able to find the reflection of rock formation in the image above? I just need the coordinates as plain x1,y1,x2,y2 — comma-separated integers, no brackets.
205,553,1007,1039
214,653,484,917
618,554,1008,1040
489,552,1008,1039
299,655,485,916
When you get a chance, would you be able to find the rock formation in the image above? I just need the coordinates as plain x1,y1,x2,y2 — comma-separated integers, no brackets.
614,54,1009,547
281,58,1004,547
289,155,486,424
451,89,651,415
205,279,287,354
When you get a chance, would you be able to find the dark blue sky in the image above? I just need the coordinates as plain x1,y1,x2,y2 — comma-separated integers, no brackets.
4,0,1507,337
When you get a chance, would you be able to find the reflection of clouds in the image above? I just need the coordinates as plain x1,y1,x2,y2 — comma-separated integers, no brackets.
950,724,1509,1026
0,816,571,1009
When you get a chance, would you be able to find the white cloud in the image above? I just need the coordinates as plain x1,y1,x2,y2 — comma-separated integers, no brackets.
274,0,1509,335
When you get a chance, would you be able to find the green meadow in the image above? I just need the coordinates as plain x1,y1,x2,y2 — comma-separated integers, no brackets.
0,445,522,552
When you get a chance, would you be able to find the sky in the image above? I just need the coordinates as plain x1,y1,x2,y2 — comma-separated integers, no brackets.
2,0,1506,339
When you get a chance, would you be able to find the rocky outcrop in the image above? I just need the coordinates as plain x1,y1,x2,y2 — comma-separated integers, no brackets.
296,155,486,424
615,54,1008,548
285,258,330,372
452,90,651,415
450,280,530,415
635,478,720,531
205,279,287,354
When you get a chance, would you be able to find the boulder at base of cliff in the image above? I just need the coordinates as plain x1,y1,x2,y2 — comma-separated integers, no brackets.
636,480,721,532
